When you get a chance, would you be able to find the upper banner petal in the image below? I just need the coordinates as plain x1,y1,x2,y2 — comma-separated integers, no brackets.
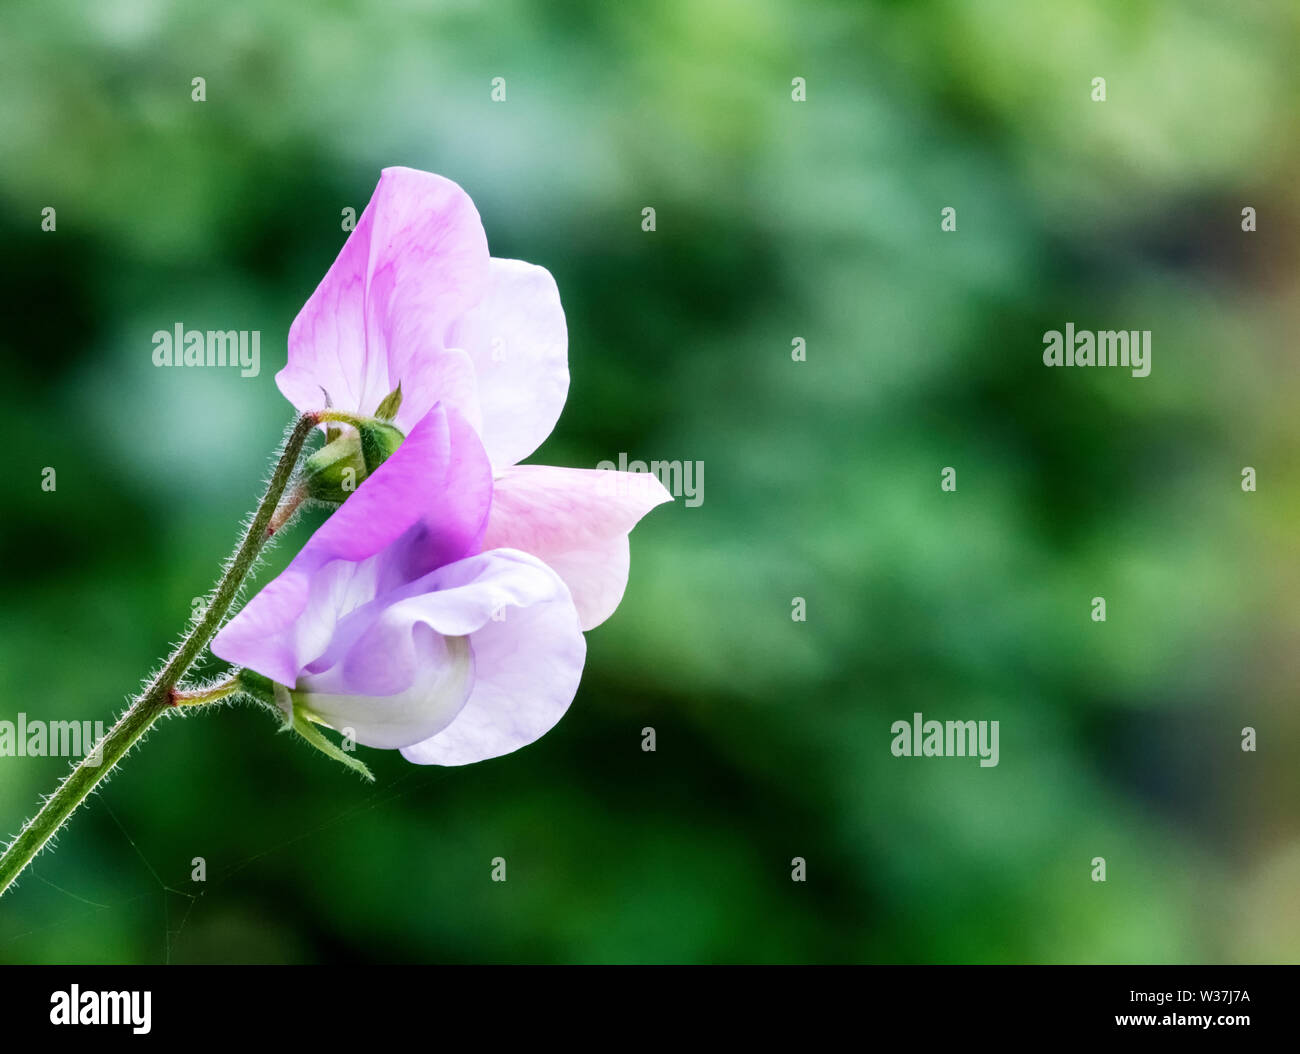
276,167,491,431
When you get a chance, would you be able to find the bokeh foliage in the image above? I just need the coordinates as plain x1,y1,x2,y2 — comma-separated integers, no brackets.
2,0,1299,962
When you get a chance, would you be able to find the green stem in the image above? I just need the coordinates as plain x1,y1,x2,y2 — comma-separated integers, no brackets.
313,408,369,429
0,412,319,898
172,676,241,707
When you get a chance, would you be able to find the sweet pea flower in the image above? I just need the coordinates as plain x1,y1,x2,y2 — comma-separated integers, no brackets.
277,166,671,631
0,173,670,896
212,403,586,767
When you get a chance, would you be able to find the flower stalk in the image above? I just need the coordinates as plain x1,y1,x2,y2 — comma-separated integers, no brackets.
0,412,319,898
171,677,242,707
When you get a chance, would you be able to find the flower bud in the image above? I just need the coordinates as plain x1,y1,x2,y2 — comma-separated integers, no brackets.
303,432,366,503
302,419,405,504
359,420,404,474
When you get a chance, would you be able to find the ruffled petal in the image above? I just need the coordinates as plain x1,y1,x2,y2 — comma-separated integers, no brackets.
482,465,672,631
276,167,490,431
212,403,492,685
296,628,474,751
278,548,583,755
445,258,569,467
399,549,586,765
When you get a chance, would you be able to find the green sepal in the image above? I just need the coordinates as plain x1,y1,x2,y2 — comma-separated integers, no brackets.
273,682,295,731
236,668,277,706
359,421,404,475
319,386,342,444
289,708,375,783
236,669,374,781
373,382,403,421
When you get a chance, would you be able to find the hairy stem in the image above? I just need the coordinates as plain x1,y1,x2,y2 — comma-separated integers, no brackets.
172,676,242,707
313,408,369,429
0,413,319,898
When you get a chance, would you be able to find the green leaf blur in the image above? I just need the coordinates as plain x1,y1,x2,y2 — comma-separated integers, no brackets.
1,0,1298,963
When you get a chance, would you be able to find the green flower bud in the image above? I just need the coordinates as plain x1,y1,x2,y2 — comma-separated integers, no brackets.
302,432,367,504
359,420,403,474
302,418,406,505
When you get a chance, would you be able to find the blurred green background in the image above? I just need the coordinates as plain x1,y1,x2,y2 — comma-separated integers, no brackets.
2,0,1299,963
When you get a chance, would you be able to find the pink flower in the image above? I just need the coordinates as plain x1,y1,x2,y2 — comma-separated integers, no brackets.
277,166,671,631
212,404,586,766
213,168,669,767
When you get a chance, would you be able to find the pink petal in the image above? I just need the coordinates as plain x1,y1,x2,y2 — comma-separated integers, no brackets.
445,258,569,467
212,403,492,686
482,465,672,631
276,167,490,431
287,549,583,753
399,549,586,765
298,624,475,751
